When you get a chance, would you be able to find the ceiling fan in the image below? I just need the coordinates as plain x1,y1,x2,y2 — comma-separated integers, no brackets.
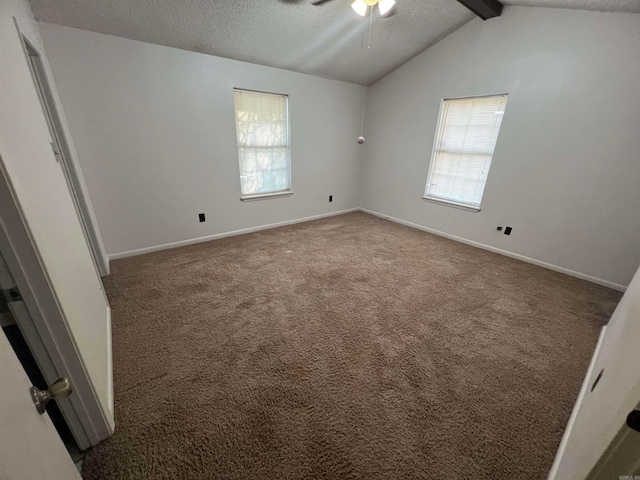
350,0,396,16
308,0,396,17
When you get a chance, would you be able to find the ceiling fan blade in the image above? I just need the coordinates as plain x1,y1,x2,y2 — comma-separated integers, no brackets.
378,0,396,15
311,0,336,5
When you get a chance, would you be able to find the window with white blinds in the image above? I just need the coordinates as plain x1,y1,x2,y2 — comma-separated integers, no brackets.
233,89,291,198
424,94,508,210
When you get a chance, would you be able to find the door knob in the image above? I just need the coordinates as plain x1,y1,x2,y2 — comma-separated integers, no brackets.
627,410,640,433
30,377,73,414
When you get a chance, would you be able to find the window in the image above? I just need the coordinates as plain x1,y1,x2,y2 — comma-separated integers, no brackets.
233,89,291,200
424,94,508,211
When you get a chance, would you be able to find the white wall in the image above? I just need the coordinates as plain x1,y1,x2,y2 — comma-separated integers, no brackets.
40,8,640,288
361,6,640,289
39,24,367,258
0,0,113,428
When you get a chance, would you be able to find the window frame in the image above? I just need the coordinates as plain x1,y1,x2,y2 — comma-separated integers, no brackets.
422,93,508,212
233,88,293,201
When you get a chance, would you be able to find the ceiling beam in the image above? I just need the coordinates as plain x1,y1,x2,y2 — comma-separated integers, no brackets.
455,0,503,20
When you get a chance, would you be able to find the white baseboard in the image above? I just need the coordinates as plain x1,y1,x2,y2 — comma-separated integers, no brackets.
105,305,115,434
359,208,627,292
547,325,607,480
101,252,110,277
107,206,626,291
108,208,359,261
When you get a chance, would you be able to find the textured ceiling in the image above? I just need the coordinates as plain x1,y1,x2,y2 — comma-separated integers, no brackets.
503,0,640,13
29,0,474,85
29,0,640,86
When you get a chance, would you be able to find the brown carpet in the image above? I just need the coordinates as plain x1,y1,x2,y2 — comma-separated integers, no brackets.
82,212,621,480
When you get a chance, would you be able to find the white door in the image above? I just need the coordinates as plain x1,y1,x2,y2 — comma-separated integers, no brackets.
1,0,114,448
587,405,640,478
549,266,640,479
0,331,81,479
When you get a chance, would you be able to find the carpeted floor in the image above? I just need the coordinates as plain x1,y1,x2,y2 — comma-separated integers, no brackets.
82,212,621,479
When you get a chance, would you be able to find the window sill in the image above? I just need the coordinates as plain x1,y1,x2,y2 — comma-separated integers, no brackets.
421,196,481,212
240,191,293,202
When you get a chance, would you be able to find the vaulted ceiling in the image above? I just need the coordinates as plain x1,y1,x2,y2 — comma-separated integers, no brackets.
29,0,640,85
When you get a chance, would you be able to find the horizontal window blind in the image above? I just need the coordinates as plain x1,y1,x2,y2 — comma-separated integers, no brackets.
233,89,290,196
425,94,508,207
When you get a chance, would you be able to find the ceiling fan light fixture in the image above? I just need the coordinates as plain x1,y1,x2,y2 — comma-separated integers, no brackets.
378,0,396,15
351,0,368,16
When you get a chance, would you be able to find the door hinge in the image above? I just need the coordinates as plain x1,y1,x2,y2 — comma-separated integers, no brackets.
50,142,60,162
0,287,22,305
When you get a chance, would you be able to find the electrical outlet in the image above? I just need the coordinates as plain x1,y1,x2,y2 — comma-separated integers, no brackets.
504,226,512,235
329,195,333,202
199,213,205,222
497,226,503,232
